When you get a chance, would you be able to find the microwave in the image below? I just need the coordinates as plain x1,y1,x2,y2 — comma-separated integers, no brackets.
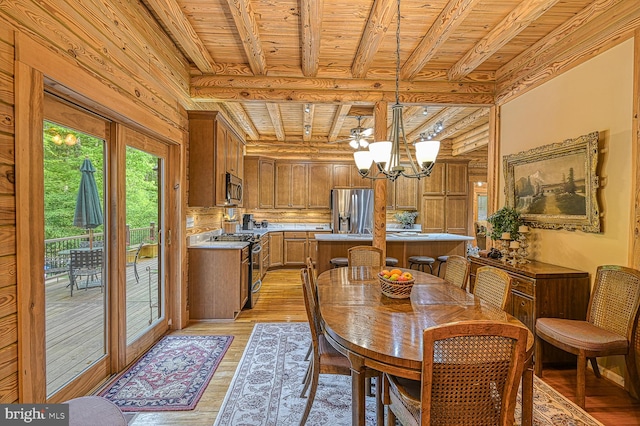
225,172,243,205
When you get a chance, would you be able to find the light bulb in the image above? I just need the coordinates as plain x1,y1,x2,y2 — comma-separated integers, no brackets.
422,107,428,116
349,139,359,149
353,150,373,171
359,139,369,148
52,134,63,145
64,134,77,146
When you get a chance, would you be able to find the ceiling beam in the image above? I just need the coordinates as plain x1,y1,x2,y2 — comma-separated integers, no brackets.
452,123,490,155
221,102,260,140
192,86,494,104
225,0,268,75
405,106,465,141
401,0,480,80
143,0,216,73
300,0,323,77
496,0,623,81
437,107,490,139
448,0,559,81
351,0,396,78
328,104,353,142
266,103,285,141
303,104,315,142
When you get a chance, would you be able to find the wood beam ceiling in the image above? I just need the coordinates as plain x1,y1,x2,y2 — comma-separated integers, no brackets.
301,0,323,77
266,103,285,141
351,0,396,78
225,0,267,75
328,104,352,142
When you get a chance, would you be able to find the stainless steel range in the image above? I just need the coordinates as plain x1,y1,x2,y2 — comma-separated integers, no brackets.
210,233,262,308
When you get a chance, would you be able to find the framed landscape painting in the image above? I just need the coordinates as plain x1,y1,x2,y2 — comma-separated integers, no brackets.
504,131,601,233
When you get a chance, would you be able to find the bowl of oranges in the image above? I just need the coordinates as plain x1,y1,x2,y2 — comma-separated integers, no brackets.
378,268,415,299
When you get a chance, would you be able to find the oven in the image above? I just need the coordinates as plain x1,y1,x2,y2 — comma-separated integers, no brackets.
210,233,261,309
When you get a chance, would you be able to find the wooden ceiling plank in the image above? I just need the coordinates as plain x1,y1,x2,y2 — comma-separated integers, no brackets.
448,0,560,81
191,74,494,93
301,0,324,77
405,106,465,141
496,0,623,81
401,0,481,81
351,0,396,78
496,0,640,104
143,0,216,73
191,87,495,104
328,104,353,141
266,103,285,141
303,103,315,142
452,130,489,155
225,0,268,75
348,106,375,116
437,107,490,139
221,102,260,140
452,122,489,143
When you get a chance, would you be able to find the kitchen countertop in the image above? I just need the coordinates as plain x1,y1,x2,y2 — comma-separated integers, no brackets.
188,241,250,249
315,232,474,242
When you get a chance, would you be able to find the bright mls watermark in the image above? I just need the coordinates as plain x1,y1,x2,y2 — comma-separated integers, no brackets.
0,404,68,425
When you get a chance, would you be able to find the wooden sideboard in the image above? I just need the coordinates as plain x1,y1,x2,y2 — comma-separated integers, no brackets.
469,256,590,366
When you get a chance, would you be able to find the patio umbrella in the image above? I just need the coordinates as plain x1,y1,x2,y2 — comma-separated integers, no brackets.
73,158,103,249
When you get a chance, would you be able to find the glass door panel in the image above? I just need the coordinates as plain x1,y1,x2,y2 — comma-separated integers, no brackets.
43,121,106,397
125,146,164,344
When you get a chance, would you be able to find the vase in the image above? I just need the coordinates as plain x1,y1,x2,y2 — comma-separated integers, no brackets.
402,223,413,229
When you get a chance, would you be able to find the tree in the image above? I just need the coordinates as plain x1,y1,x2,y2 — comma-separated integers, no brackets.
565,167,577,194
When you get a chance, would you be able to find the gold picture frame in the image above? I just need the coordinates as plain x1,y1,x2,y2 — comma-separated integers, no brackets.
504,131,600,233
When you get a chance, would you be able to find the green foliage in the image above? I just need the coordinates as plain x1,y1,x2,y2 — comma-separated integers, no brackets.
486,207,523,240
44,122,159,240
394,211,418,226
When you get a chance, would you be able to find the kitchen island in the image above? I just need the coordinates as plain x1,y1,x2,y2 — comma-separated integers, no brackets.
315,232,474,275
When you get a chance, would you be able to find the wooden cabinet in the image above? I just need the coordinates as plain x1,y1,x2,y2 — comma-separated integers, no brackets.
283,231,308,265
188,246,250,319
260,233,269,278
269,232,283,267
244,156,275,209
421,161,469,234
387,173,419,211
188,111,245,207
307,163,333,208
333,163,371,188
275,163,307,208
468,256,590,365
308,231,331,263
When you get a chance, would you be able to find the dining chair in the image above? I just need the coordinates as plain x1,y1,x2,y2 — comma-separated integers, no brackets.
535,265,640,408
384,321,529,426
442,255,470,291
299,267,382,425
348,245,383,268
473,265,511,310
68,248,103,297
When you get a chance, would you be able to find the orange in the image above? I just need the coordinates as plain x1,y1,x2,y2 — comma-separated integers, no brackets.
390,268,402,276
381,269,390,276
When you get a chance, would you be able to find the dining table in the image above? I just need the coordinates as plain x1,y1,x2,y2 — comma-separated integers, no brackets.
316,265,534,426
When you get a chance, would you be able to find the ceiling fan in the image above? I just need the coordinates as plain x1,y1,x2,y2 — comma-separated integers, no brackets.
331,116,374,149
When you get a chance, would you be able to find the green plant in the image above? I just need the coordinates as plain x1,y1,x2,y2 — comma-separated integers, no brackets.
394,211,418,228
487,207,523,240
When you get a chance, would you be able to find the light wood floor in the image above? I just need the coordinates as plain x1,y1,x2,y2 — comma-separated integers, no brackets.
127,269,640,426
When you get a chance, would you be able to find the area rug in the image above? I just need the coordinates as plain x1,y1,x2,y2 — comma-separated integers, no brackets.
214,322,603,426
100,335,233,411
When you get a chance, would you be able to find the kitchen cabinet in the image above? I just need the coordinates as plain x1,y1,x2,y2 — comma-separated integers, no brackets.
283,231,308,265
260,233,269,278
259,158,275,208
188,246,250,319
387,172,420,211
269,232,284,267
188,111,245,207
308,231,331,263
333,163,371,188
243,157,275,209
421,161,469,234
307,163,333,208
468,256,589,365
275,163,307,208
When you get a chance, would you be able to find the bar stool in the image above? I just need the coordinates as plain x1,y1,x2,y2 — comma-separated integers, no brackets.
436,255,449,276
330,257,348,268
385,257,399,267
407,256,435,274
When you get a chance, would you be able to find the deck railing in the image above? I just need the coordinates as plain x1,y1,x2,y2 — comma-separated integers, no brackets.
44,226,153,277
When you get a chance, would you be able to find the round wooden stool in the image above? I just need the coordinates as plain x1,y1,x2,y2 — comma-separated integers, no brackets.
385,257,399,267
436,255,449,276
407,256,435,273
330,257,348,268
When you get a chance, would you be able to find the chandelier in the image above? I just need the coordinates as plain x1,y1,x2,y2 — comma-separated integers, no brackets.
353,0,440,181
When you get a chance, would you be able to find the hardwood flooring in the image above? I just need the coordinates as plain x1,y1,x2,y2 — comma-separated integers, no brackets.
127,269,640,426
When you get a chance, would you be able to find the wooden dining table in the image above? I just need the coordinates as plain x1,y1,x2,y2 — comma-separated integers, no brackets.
316,266,534,426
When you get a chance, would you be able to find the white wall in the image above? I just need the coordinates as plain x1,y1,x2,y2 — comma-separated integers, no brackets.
500,38,634,383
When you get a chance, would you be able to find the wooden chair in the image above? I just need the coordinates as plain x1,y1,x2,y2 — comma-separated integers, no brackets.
442,255,470,291
299,267,382,425
473,266,511,310
384,321,529,426
535,265,640,408
348,245,383,268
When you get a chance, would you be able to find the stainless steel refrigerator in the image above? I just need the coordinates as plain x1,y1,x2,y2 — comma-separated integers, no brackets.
330,188,374,234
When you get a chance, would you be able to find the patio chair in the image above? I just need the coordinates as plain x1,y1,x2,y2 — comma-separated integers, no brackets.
68,248,103,296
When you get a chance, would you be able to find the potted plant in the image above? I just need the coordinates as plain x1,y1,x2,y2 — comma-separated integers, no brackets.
394,211,419,229
486,207,523,240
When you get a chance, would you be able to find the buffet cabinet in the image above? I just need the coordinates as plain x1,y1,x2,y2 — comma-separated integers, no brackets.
469,256,590,366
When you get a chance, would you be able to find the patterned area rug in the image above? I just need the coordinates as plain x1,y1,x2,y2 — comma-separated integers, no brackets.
100,335,233,411
215,322,603,426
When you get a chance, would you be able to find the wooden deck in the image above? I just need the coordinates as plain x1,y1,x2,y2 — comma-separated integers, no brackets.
45,257,160,395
